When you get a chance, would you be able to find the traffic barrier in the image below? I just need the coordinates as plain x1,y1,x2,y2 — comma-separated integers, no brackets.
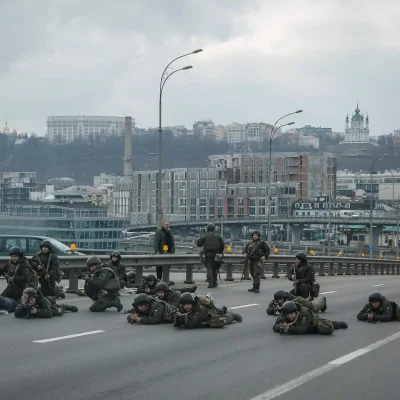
0,254,399,291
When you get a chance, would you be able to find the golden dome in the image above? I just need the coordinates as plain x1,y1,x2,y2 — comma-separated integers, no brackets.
3,122,10,133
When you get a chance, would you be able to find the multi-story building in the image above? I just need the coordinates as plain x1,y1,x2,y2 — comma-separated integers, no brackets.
193,120,215,138
0,172,37,212
46,116,135,143
226,123,246,144
298,125,332,136
344,103,370,143
94,173,126,187
213,125,227,142
298,136,320,149
337,169,400,200
245,122,273,142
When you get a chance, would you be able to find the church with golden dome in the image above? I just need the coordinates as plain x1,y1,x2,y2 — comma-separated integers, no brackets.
1,122,17,135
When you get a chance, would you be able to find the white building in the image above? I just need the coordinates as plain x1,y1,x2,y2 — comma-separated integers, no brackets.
245,122,273,143
226,122,246,144
94,173,125,187
47,116,135,144
298,135,320,149
344,104,370,143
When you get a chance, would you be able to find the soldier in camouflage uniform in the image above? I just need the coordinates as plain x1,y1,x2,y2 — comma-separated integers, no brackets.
126,293,175,325
288,252,315,299
82,256,123,312
14,288,78,319
174,293,242,329
273,301,348,335
197,223,225,289
136,274,159,295
0,246,35,302
243,231,270,293
266,289,327,316
30,240,61,297
154,282,198,308
105,251,127,289
357,292,400,323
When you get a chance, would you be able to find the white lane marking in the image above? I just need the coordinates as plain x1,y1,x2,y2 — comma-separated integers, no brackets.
372,284,384,287
329,349,371,365
248,330,400,400
319,291,337,295
33,330,105,343
62,298,91,302
228,304,260,310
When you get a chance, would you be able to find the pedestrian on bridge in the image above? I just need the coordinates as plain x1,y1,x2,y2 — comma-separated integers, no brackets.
154,220,175,280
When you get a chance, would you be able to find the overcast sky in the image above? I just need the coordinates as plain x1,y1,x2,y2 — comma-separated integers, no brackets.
1,0,399,136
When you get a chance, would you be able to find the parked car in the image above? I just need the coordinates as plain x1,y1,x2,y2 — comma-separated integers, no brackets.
0,235,84,257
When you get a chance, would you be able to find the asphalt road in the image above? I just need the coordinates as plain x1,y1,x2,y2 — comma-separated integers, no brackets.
1,274,400,400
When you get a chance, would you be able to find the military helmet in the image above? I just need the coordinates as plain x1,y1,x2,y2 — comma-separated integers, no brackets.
281,301,298,315
146,274,157,281
85,256,102,267
9,246,23,257
274,290,288,301
155,282,169,293
110,251,121,260
369,292,383,303
40,240,52,251
251,230,261,237
295,252,307,262
180,292,197,305
127,271,136,282
206,223,216,232
23,287,38,298
133,293,151,306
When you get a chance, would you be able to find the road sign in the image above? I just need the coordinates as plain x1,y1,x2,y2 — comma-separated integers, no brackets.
369,245,374,251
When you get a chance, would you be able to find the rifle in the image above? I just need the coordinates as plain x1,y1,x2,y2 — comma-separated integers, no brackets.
293,265,297,296
241,255,249,281
367,308,376,323
75,272,93,279
19,304,34,319
272,301,281,316
277,315,290,335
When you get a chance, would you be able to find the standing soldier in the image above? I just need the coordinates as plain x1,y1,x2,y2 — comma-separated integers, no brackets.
0,247,35,302
196,223,225,289
106,251,127,289
288,253,315,299
154,220,175,280
30,240,60,297
244,231,270,293
80,256,123,312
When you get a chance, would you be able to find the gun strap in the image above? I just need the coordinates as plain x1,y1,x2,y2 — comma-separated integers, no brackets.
285,312,300,326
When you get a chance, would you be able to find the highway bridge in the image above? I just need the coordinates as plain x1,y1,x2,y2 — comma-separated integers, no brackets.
126,214,399,231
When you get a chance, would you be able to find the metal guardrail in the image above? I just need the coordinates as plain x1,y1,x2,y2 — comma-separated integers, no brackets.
1,254,399,292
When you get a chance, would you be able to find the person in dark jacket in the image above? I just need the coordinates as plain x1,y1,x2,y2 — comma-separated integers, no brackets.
174,293,242,329
154,220,175,280
0,295,17,314
0,246,35,302
81,256,123,312
197,223,225,289
136,274,159,295
357,292,400,323
273,301,348,335
105,251,127,288
14,288,78,319
126,293,175,325
154,282,197,308
243,231,270,293
288,252,315,299
30,240,60,297
266,289,327,316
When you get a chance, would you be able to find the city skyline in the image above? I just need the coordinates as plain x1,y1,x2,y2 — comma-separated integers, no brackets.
1,1,400,135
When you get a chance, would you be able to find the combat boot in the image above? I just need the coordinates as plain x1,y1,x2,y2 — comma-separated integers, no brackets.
248,284,255,292
189,286,198,293
254,284,260,294
312,296,327,313
332,321,348,329
233,313,243,322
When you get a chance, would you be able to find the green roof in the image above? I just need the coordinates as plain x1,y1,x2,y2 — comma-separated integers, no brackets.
382,226,400,233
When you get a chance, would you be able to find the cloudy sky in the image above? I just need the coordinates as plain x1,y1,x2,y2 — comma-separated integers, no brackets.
1,0,399,135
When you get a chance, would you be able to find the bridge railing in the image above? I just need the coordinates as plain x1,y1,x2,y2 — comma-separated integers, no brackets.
1,254,399,292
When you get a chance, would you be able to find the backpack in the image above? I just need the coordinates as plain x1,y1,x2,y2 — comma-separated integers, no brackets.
390,301,400,321
198,296,218,311
156,299,177,322
203,233,220,252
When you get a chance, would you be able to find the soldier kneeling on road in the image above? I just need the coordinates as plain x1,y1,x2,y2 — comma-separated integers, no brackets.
154,282,198,308
273,301,348,335
174,293,242,329
80,256,123,312
266,289,327,316
126,293,176,325
14,288,78,319
357,292,400,323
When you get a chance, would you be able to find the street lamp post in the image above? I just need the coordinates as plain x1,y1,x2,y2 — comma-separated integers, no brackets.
397,195,400,260
267,110,303,246
368,154,387,258
157,49,203,226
